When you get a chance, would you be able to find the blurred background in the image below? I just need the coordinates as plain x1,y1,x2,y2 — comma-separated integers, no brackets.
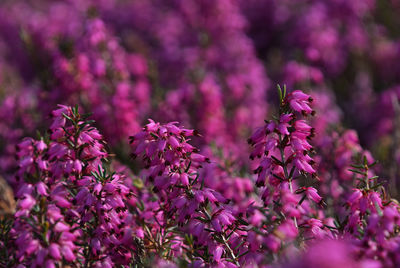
1,0,400,208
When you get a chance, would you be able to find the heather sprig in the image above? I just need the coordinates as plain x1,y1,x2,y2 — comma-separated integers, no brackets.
11,134,79,266
341,158,400,266
248,86,332,253
9,105,138,267
130,120,249,266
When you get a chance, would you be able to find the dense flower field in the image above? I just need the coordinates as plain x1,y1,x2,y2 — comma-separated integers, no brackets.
1,0,400,267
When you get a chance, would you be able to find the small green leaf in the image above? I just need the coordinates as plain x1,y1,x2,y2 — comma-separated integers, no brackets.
277,84,283,102
348,169,367,176
62,113,73,121
368,176,379,181
283,84,287,99
350,164,363,169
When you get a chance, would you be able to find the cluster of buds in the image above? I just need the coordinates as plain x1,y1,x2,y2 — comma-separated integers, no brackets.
130,120,249,266
342,158,400,266
248,86,332,252
10,106,137,267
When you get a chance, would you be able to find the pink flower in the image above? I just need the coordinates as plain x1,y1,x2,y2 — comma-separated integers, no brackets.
49,244,61,260
348,189,363,205
287,90,314,115
214,246,224,262
19,194,35,210
306,187,322,203
54,222,70,233
36,140,47,152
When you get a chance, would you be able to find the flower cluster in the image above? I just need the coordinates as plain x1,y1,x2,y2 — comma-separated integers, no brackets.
9,106,138,267
2,0,400,267
130,120,249,266
249,88,317,203
48,18,150,144
342,159,400,266
1,85,400,267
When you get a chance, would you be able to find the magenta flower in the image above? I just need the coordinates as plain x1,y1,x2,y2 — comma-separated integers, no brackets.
287,90,314,115
305,187,322,204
